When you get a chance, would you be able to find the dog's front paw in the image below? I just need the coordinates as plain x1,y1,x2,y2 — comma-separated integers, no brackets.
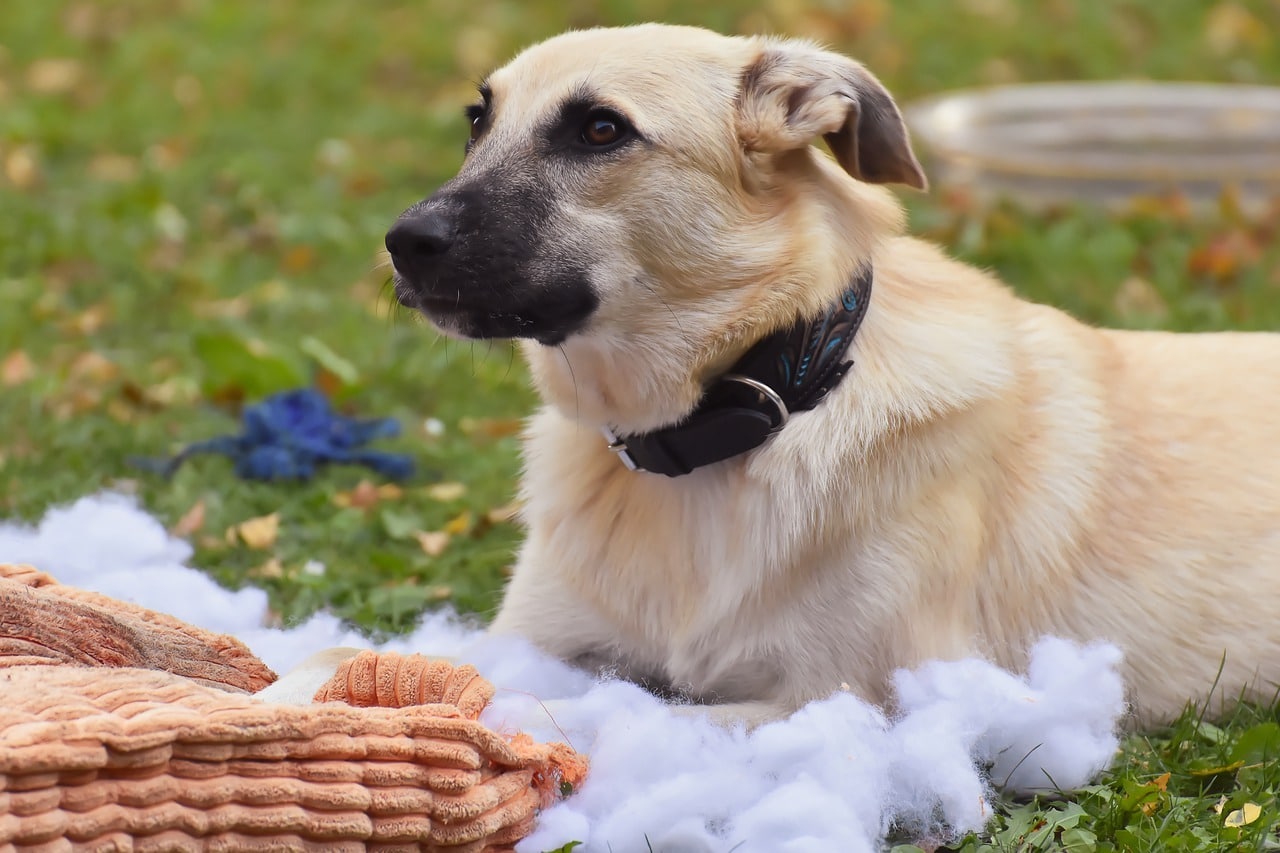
254,646,365,704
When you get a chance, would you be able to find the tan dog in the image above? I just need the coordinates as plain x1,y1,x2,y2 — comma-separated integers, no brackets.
377,24,1280,728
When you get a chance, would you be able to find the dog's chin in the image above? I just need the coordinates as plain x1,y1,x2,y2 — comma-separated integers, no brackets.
394,271,599,346
408,294,593,347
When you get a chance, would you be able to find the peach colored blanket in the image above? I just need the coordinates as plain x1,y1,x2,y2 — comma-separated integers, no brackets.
0,563,586,852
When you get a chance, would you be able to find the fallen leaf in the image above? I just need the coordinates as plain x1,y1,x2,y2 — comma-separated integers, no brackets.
1224,802,1262,827
47,386,102,419
25,58,84,94
1187,230,1262,284
105,399,136,423
144,139,187,171
62,303,110,336
444,511,473,536
458,416,523,439
343,171,385,197
1205,1,1268,54
1113,276,1168,322
333,480,403,510
68,350,118,381
249,558,285,579
171,500,207,538
2,350,34,386
143,376,199,407
426,481,467,502
415,530,450,556
87,153,139,183
5,146,41,189
230,513,280,549
192,296,251,319
171,75,203,107
282,245,316,273
334,480,381,510
486,499,524,524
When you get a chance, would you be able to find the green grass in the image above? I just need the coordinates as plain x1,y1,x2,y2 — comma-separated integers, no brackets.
2,0,1279,848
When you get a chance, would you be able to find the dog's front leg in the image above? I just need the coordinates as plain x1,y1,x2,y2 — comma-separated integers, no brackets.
254,646,367,704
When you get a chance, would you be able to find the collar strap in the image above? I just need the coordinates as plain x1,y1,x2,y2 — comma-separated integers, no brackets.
603,265,873,477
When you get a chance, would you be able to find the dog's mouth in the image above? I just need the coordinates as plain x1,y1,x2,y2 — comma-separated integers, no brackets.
394,273,597,346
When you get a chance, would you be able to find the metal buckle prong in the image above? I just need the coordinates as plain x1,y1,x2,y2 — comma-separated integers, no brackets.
601,426,641,471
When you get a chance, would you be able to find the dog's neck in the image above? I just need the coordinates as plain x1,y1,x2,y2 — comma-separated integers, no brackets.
521,259,873,464
600,266,873,476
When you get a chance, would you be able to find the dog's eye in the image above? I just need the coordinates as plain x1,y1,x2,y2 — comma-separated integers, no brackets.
580,110,629,148
464,103,486,152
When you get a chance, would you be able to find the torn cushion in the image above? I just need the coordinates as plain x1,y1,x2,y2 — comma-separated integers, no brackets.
0,564,587,851
0,563,275,693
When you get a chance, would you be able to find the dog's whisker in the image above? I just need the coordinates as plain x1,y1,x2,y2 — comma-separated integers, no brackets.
557,344,580,424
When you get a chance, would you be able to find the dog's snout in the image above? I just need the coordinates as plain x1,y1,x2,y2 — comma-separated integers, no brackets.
385,210,456,263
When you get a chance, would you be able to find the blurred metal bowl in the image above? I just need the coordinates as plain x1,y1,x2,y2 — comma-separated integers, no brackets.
903,81,1280,214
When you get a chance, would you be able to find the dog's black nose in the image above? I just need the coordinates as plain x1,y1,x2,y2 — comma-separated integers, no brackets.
385,210,456,261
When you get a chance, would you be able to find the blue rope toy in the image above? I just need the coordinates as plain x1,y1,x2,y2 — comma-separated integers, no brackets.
135,389,414,481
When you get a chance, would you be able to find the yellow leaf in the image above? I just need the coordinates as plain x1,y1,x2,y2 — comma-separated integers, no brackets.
415,530,450,557
232,513,280,549
249,557,284,579
426,481,467,502
1224,802,1262,827
444,511,473,536
1151,772,1170,792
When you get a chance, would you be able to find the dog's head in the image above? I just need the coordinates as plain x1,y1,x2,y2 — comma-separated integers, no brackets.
387,25,925,429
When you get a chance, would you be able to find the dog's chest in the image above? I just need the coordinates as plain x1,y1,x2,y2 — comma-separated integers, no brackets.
528,442,815,695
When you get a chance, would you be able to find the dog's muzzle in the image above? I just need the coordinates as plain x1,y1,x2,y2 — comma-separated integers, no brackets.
383,199,599,345
385,209,456,288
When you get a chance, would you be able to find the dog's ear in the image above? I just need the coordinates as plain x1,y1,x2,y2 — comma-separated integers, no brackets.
738,41,927,190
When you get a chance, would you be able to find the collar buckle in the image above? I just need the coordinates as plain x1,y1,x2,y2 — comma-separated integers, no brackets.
601,426,641,471
598,265,872,477
720,374,789,433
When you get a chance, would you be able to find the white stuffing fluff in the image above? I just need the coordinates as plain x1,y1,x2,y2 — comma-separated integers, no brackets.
0,493,1128,851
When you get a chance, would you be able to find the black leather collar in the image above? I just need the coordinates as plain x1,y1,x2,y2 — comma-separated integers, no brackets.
602,265,873,477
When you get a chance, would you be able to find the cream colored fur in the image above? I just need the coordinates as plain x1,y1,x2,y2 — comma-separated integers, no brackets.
483,25,1280,728
277,25,1280,729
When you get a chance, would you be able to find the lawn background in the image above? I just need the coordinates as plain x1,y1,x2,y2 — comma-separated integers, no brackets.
2,1,1279,849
